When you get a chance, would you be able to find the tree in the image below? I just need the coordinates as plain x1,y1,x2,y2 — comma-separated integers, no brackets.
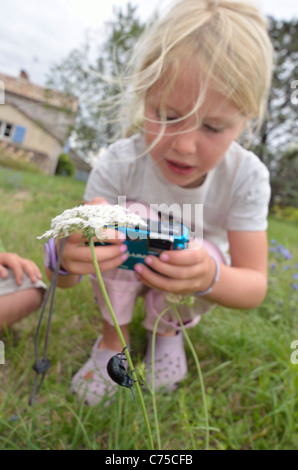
270,145,298,208
47,3,145,157
55,153,76,177
252,17,298,165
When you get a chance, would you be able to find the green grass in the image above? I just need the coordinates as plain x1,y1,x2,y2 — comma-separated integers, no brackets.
0,167,297,450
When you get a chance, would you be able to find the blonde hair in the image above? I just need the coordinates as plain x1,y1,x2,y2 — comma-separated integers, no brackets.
117,0,273,139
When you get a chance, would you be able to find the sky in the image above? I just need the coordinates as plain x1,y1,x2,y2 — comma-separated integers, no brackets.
1,0,297,87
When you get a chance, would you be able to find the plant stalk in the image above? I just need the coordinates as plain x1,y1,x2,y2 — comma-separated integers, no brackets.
89,239,154,450
173,306,210,450
150,303,210,450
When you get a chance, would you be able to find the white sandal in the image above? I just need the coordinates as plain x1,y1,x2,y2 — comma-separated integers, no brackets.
145,331,188,391
70,336,122,405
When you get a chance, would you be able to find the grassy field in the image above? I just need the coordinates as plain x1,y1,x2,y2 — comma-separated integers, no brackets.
0,167,297,450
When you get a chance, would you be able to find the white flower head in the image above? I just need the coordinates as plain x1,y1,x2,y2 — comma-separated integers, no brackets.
37,204,147,240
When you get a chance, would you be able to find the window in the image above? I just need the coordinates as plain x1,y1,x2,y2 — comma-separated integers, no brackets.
0,121,14,140
4,123,13,137
0,121,26,144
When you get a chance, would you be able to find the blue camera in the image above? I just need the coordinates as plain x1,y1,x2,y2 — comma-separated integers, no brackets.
117,219,189,270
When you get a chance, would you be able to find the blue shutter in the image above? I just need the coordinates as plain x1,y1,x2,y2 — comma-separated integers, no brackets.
63,139,70,154
13,125,26,144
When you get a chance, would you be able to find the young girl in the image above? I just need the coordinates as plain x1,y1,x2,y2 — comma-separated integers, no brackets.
45,0,273,405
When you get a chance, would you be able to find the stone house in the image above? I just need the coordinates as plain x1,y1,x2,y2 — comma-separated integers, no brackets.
0,70,79,175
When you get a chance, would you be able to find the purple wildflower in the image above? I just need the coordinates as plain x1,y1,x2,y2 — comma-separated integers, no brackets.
277,244,292,260
283,265,291,271
283,250,292,260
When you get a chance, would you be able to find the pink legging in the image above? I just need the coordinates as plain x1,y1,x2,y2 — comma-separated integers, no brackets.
89,202,226,334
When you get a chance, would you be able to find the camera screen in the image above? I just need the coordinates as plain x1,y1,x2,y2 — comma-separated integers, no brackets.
148,237,173,253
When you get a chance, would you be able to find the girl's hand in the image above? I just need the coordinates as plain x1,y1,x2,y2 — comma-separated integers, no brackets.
58,229,128,276
134,241,217,295
0,252,43,285
57,197,128,276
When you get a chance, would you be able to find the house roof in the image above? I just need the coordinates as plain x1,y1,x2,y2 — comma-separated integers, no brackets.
0,71,78,113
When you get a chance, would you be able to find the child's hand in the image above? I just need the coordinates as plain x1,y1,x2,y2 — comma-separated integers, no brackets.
57,197,128,276
134,241,217,295
0,252,43,286
58,229,128,275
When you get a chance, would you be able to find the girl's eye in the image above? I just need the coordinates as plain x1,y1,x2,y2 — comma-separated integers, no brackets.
203,124,222,133
165,116,179,123
155,112,179,124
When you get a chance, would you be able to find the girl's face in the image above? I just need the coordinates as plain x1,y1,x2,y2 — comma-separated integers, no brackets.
144,65,248,188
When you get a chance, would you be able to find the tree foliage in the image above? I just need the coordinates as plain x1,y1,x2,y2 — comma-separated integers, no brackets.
55,153,76,177
261,17,298,207
47,3,145,156
270,145,298,208
253,17,298,165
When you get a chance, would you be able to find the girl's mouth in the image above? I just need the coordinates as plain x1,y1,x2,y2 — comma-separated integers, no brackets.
166,159,195,175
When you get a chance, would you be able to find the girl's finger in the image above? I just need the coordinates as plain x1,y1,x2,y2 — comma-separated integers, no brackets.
0,265,8,279
157,244,203,267
134,263,192,293
21,260,42,283
143,254,199,280
61,242,128,274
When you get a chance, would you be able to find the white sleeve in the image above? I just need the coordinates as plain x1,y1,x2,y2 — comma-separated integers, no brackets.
226,157,271,231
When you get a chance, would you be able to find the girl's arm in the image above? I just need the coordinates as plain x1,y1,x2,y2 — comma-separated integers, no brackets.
205,231,268,308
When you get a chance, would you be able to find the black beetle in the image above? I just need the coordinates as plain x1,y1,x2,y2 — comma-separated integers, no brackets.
107,347,137,394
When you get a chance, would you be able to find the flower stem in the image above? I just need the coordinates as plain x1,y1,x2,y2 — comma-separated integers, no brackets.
172,306,210,450
150,307,172,450
150,303,210,450
89,239,154,450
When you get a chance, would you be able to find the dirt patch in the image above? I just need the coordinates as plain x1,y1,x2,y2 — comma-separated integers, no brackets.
12,190,32,202
0,189,32,212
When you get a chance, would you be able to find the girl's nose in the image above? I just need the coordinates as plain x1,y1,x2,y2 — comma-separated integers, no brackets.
171,129,197,155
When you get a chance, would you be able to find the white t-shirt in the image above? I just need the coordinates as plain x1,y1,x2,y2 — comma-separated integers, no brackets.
84,134,271,256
